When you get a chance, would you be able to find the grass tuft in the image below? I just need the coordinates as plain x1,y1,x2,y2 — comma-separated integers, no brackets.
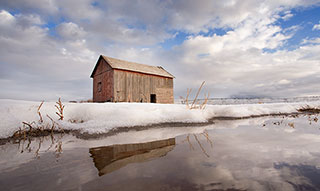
184,81,210,110
297,105,320,113
11,99,66,141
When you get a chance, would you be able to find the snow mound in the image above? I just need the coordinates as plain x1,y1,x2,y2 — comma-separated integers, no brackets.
0,99,319,138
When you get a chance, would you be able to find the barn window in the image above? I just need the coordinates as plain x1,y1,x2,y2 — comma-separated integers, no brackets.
97,82,102,92
150,94,156,103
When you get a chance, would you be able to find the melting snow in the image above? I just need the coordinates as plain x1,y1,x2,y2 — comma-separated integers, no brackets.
0,99,319,138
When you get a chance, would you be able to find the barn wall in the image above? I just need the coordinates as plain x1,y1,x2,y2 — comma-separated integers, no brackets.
92,59,114,102
156,88,174,104
113,69,173,103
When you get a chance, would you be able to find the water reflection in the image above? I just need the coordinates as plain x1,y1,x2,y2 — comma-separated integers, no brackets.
274,162,320,190
1,114,320,190
182,130,213,157
89,138,176,176
16,133,64,159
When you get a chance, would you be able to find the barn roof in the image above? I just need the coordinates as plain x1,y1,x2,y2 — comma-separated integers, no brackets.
90,55,174,78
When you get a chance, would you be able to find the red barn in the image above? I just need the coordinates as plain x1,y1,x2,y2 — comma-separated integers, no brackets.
90,55,174,103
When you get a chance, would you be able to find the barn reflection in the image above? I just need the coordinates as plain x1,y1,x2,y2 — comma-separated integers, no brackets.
89,138,176,176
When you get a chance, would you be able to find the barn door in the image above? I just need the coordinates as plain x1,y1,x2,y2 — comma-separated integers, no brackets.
150,94,156,103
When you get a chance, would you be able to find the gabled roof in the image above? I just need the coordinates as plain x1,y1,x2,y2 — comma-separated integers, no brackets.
90,55,174,78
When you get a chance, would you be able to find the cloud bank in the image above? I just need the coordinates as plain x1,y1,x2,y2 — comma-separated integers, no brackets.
0,0,320,101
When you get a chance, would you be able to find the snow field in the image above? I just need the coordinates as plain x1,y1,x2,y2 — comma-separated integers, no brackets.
0,99,319,138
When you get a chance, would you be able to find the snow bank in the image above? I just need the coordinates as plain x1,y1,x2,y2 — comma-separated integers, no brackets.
0,99,319,138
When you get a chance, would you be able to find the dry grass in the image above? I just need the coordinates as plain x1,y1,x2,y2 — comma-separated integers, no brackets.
37,101,44,123
55,98,65,120
12,123,61,140
288,122,295,128
184,81,210,110
47,114,64,133
12,98,65,140
297,105,320,113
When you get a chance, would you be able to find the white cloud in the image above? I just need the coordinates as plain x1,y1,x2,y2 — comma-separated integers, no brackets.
1,0,320,100
312,22,320,30
0,0,58,14
56,0,103,21
0,9,15,25
302,37,320,45
159,11,320,97
278,79,291,85
0,10,96,101
56,22,86,40
282,11,294,21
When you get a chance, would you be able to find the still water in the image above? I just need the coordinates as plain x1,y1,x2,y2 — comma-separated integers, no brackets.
1,114,320,191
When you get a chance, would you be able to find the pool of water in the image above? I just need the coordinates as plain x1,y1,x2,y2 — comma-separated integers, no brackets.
1,114,320,191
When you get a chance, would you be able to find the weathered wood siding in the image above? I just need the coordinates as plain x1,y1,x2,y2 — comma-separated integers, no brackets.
92,59,114,102
113,69,173,103
156,88,174,104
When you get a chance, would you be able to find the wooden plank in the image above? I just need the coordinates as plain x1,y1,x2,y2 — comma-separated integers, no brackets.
111,70,174,103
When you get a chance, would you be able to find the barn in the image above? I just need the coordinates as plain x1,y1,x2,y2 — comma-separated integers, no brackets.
90,55,174,103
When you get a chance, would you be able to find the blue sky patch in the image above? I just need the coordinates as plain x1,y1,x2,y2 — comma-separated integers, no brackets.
277,6,320,50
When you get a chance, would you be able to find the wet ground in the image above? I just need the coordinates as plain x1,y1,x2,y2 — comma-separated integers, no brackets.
1,114,320,191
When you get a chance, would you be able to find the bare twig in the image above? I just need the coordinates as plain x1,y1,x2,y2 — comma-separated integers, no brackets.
55,98,65,120
47,114,64,133
185,81,210,110
22,121,36,132
46,114,56,132
37,101,44,123
200,92,210,110
191,81,205,109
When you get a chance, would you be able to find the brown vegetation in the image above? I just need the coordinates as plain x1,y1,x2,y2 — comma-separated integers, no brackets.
55,98,65,120
11,98,66,140
297,105,320,113
184,81,210,110
37,101,44,123
80,99,93,103
288,122,295,128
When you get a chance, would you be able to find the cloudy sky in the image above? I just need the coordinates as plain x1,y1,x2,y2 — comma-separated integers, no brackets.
1,0,320,101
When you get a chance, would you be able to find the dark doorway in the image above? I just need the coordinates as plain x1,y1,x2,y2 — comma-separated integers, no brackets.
150,94,156,103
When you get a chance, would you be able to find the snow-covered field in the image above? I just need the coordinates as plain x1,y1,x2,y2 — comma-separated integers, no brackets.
0,99,319,139
176,96,320,105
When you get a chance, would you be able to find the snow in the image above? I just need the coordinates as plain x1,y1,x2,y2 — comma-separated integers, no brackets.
0,99,319,139
176,96,320,105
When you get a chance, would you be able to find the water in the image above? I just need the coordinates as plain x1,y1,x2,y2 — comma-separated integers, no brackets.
1,114,320,191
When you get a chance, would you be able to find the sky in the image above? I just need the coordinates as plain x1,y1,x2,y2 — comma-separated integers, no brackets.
1,0,320,101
